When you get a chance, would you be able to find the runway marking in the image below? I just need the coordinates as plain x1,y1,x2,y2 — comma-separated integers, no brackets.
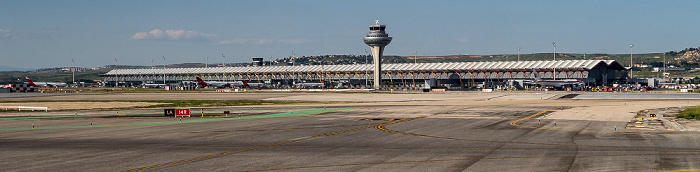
239,153,700,172
508,107,562,129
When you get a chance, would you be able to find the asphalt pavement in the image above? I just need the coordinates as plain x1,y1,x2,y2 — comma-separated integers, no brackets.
2,104,699,171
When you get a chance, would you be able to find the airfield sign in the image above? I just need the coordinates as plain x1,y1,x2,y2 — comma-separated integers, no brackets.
175,108,191,117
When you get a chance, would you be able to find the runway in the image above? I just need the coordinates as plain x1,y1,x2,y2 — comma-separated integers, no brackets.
1,92,700,171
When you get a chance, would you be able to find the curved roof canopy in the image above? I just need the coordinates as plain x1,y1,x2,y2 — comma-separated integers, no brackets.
103,60,625,76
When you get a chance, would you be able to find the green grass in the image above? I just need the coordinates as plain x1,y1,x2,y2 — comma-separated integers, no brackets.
678,106,700,119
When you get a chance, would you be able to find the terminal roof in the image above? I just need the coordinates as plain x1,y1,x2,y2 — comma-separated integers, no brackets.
104,60,625,75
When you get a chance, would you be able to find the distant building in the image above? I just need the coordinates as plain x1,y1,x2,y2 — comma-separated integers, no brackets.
653,67,686,72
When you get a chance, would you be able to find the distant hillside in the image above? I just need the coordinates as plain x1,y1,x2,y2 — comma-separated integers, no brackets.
0,66,33,72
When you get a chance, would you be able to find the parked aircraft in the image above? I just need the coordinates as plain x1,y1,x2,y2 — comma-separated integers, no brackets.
243,81,266,88
25,77,68,87
141,82,169,88
195,76,265,88
527,69,584,88
295,82,325,88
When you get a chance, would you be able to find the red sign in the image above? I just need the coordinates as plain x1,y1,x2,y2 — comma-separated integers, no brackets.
175,108,191,117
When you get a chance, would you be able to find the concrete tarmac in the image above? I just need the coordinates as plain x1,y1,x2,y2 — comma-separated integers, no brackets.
1,92,700,171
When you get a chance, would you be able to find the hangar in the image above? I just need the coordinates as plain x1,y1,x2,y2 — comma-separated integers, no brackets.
101,60,627,89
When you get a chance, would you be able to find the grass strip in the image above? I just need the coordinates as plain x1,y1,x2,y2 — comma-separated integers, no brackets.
678,106,700,120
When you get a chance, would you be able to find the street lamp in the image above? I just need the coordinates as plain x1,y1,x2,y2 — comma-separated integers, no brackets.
150,59,154,84
114,58,118,87
552,42,556,80
517,47,521,61
630,44,634,79
221,54,225,67
71,59,75,86
205,57,208,68
414,51,417,64
292,51,295,66
162,56,166,85
663,52,666,78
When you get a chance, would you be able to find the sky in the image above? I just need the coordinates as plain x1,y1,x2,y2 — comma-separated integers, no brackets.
1,0,699,69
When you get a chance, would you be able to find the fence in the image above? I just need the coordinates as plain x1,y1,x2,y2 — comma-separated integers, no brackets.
0,106,48,112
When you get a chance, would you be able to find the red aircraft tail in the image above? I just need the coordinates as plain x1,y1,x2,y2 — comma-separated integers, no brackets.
195,76,208,87
241,80,251,87
25,76,36,86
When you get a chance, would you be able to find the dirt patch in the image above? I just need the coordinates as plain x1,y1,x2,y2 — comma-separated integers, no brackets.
677,120,700,131
0,102,166,111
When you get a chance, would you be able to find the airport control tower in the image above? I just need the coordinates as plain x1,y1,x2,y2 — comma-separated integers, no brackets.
363,20,392,89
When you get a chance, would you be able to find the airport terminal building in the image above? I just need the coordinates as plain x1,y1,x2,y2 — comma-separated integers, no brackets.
101,60,627,89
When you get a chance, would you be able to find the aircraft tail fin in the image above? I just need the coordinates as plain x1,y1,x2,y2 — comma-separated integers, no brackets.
25,76,36,86
532,69,542,81
241,80,251,87
195,76,208,87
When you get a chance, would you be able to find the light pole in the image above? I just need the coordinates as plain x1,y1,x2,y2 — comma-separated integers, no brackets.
414,51,417,64
114,58,118,87
71,59,75,86
205,57,208,68
663,52,666,78
517,47,521,61
552,42,556,80
150,59,154,84
162,56,166,85
221,54,225,67
630,44,634,79
292,51,295,66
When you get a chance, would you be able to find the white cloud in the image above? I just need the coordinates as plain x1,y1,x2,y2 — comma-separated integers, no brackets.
0,29,12,39
132,29,309,45
132,29,216,41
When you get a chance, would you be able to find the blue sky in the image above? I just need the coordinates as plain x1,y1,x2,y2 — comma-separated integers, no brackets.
1,0,698,69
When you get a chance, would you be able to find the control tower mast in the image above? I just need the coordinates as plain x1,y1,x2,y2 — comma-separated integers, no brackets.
363,20,393,89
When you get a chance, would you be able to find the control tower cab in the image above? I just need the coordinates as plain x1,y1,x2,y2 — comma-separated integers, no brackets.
363,20,392,89
363,20,393,47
